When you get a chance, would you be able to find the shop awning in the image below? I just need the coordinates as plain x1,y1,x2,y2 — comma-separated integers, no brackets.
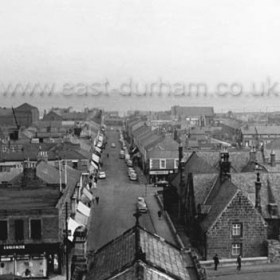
83,187,93,200
75,211,88,226
92,153,100,163
68,217,83,242
77,201,91,217
90,160,99,170
88,165,96,173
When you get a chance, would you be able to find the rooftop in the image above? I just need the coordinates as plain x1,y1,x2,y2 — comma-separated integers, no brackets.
86,225,190,280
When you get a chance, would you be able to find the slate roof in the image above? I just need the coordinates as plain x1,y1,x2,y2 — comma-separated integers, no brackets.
231,172,280,219
172,106,214,117
15,103,37,111
256,126,280,135
143,135,164,151
0,108,12,116
0,169,23,183
191,171,280,229
86,226,190,280
8,161,81,186
148,150,178,159
0,186,60,210
200,178,239,232
192,174,217,208
152,137,178,151
171,152,218,193
182,150,264,173
240,126,257,135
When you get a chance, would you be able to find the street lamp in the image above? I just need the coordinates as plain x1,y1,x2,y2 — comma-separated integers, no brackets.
178,142,183,220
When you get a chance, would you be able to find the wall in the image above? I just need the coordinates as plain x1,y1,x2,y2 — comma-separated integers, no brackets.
0,208,59,244
206,192,267,259
267,239,280,263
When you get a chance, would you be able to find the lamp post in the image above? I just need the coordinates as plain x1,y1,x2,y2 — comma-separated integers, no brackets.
178,142,183,220
63,202,70,280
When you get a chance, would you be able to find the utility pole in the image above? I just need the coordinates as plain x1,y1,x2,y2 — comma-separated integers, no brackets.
178,143,183,220
65,202,69,280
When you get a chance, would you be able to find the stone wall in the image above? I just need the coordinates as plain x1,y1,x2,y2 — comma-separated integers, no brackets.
206,191,267,259
267,239,280,263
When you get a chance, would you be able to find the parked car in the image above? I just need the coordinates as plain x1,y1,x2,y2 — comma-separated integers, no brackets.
126,159,133,167
129,172,137,181
111,143,116,148
119,150,125,159
128,167,135,176
137,197,148,213
98,171,106,179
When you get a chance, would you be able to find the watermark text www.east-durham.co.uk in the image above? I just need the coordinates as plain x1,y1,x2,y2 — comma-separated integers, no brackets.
0,77,280,98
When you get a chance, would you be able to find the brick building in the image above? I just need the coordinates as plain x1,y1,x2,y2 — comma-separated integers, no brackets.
0,161,84,278
13,103,40,128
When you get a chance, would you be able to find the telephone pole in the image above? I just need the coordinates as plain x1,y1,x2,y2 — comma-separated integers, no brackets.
178,143,183,220
65,202,69,280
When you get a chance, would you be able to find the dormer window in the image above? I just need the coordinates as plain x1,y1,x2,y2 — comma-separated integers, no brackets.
268,203,278,217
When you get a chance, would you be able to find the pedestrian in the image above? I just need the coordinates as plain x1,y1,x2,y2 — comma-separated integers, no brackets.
96,196,99,204
157,210,162,219
236,255,242,271
213,254,219,270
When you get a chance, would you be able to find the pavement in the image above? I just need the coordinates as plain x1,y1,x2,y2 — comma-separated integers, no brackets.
206,262,280,279
145,191,178,246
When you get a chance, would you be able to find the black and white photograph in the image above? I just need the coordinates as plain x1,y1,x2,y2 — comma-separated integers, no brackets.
1,1,280,279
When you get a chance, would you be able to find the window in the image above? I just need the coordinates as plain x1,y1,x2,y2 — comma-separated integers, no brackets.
232,243,242,256
232,223,242,237
15,220,24,240
72,161,78,169
30,219,42,239
160,159,166,169
0,220,8,240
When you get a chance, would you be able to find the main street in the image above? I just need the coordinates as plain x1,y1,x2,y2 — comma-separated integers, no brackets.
86,129,169,253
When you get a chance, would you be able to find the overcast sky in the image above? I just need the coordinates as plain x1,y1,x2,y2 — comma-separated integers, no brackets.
0,0,280,112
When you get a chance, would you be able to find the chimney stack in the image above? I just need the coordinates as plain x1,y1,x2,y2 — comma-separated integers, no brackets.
249,146,256,162
255,172,262,212
22,160,36,186
271,151,276,167
37,150,48,163
220,148,231,180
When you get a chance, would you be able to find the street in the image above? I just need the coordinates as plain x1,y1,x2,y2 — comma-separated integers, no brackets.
86,129,164,253
209,271,280,280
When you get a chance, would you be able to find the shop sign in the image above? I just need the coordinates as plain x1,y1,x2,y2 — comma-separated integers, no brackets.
149,170,170,175
3,245,25,250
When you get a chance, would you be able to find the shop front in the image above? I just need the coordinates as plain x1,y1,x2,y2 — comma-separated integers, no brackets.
0,243,61,278
149,170,174,184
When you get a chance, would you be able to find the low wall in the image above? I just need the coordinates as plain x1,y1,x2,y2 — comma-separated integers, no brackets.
200,256,268,268
267,239,280,263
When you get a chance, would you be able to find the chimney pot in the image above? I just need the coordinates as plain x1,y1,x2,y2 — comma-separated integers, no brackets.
271,151,276,167
255,172,262,212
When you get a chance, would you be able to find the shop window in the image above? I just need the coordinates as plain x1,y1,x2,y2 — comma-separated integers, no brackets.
15,219,24,241
160,159,166,169
0,220,8,240
72,161,78,169
232,223,242,237
232,243,242,256
30,219,42,239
